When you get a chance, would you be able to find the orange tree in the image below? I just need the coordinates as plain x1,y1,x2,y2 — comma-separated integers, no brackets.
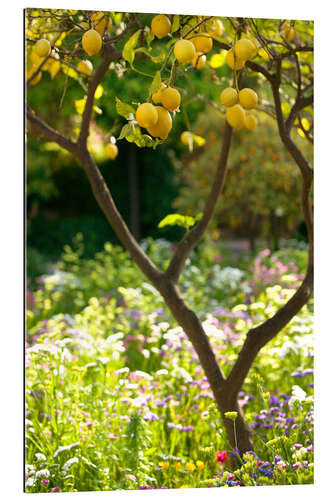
25,9,313,455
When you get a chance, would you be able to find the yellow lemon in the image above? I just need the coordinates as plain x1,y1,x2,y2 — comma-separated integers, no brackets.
226,104,246,129
207,19,223,37
136,103,159,129
31,50,43,66
82,29,102,56
34,39,51,58
174,39,196,63
105,143,118,160
226,48,245,70
191,34,213,54
152,83,167,104
220,87,238,107
160,87,181,112
91,11,112,35
238,88,258,110
151,14,171,39
234,38,257,61
147,106,172,140
244,115,257,131
77,59,94,76
192,52,206,69
181,131,192,145
26,66,42,86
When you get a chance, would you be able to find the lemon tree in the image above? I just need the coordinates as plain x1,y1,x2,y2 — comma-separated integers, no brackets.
26,9,313,462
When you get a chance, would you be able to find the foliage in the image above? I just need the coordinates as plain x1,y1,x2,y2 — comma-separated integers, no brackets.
25,240,313,492
174,109,312,244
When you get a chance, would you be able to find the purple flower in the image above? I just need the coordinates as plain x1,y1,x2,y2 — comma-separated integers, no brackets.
182,426,194,432
51,486,61,492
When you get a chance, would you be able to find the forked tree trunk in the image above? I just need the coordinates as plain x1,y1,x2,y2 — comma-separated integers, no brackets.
158,279,254,455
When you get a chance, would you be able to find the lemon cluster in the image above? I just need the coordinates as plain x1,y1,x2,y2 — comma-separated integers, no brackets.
220,87,258,131
172,17,223,71
135,84,181,140
225,38,257,71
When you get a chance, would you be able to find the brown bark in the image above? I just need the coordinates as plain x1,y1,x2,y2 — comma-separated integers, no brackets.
129,144,140,240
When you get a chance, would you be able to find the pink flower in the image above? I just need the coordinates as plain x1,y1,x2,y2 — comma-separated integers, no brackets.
51,486,61,492
259,248,271,258
216,450,228,463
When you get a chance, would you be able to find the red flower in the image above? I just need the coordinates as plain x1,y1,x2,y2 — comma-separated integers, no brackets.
216,450,228,463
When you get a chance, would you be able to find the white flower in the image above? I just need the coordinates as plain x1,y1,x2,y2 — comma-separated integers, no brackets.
35,468,50,479
62,457,79,472
35,453,46,462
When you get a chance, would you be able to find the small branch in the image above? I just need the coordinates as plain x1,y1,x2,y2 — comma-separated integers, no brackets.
77,47,119,147
285,94,313,135
26,104,77,154
165,122,233,283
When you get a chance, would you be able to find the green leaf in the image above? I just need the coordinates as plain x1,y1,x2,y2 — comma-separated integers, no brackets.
122,29,141,65
118,123,132,140
158,213,202,230
171,15,180,33
135,47,166,64
115,97,135,119
150,71,162,96
126,126,156,148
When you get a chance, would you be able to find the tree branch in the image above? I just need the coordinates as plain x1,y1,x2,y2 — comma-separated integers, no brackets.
285,94,313,134
26,104,77,154
77,46,120,147
76,148,163,287
165,122,233,283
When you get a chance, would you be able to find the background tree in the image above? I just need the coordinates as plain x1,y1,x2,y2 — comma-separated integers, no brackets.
174,109,312,251
26,9,313,455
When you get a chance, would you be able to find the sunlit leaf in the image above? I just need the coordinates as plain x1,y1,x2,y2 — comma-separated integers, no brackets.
281,102,291,117
74,97,86,115
93,105,103,115
158,213,202,230
115,97,135,119
55,32,66,47
125,126,156,148
61,64,78,80
171,15,180,33
150,71,162,96
208,51,226,68
258,48,270,61
118,123,132,140
193,135,206,147
122,30,141,65
94,84,103,99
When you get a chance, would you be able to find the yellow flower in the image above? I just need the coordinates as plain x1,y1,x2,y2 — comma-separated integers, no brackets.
174,462,181,469
185,462,196,472
159,461,169,470
180,484,189,488
196,460,204,470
